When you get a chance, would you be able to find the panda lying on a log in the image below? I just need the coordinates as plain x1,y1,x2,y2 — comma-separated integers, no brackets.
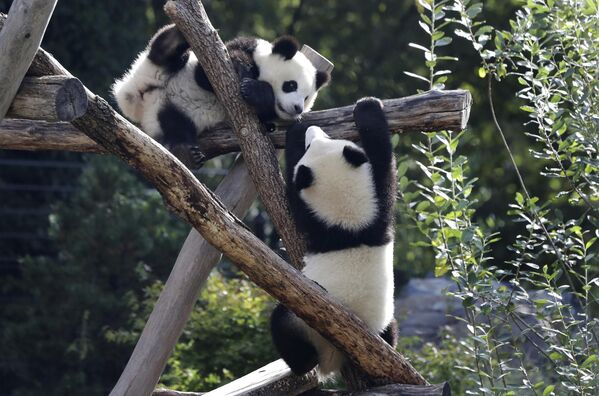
271,97,398,379
113,24,331,168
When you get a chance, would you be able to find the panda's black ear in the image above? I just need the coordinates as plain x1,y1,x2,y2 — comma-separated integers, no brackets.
295,165,313,190
272,36,299,60
343,145,368,167
316,70,331,89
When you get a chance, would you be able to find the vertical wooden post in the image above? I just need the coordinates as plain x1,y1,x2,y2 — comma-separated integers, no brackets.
0,0,58,121
110,156,258,396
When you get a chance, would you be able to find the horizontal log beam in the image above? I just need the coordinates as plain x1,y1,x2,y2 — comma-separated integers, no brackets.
0,118,104,153
0,90,471,156
7,76,88,122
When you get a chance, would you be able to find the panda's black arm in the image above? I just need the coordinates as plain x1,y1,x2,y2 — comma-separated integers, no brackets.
148,25,190,74
285,122,309,190
240,78,277,122
353,98,393,179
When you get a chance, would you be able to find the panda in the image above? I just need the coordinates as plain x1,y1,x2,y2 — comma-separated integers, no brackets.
271,97,398,378
112,24,331,167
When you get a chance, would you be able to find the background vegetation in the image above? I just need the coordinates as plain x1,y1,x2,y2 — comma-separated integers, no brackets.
0,0,596,395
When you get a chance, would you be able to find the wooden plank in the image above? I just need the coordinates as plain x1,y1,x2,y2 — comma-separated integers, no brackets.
202,359,318,396
7,76,88,122
110,156,258,396
0,90,472,155
0,0,58,121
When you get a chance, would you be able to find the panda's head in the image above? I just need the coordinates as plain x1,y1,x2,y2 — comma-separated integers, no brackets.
293,126,378,231
254,36,331,121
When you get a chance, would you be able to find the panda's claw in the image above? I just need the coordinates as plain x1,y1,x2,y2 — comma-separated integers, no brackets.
190,146,207,169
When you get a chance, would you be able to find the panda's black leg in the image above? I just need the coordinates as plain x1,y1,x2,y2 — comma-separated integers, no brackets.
148,24,190,74
157,102,205,169
271,304,319,375
379,319,399,348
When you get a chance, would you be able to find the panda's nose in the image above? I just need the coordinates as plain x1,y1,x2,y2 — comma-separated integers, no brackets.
293,104,303,115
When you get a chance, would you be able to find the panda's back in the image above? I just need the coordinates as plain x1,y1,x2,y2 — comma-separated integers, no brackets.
165,53,227,131
302,243,394,333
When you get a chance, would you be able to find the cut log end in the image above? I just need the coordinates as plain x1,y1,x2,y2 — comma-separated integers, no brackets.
55,77,88,121
7,76,88,122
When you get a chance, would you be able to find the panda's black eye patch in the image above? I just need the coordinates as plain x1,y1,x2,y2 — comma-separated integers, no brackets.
282,80,298,92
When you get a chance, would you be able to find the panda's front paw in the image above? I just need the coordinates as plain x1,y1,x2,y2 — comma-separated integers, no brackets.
353,96,386,130
240,78,257,101
190,146,207,169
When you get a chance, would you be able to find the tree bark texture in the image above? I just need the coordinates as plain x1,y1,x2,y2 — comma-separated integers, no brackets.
0,0,58,121
7,76,88,122
164,0,306,270
0,90,471,155
110,156,258,396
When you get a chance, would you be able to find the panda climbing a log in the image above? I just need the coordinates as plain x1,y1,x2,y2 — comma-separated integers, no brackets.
113,24,331,168
271,97,398,378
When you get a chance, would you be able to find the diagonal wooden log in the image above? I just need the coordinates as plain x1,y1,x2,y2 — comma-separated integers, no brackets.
0,0,58,121
110,156,259,396
7,76,88,122
164,0,306,270
68,87,427,386
0,89,471,156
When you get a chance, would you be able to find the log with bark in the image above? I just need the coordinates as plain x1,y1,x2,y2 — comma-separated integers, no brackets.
0,89,471,156
6,76,88,122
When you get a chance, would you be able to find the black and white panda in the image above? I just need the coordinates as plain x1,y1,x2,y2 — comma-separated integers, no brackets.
112,24,331,166
271,97,398,378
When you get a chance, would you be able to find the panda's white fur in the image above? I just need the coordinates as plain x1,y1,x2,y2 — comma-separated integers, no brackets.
301,243,395,375
296,126,379,231
113,38,321,142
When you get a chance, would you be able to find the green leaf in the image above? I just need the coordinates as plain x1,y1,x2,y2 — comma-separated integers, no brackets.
581,354,597,368
404,71,430,83
436,37,453,47
542,385,555,396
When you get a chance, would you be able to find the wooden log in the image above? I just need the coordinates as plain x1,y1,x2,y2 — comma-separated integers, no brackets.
0,0,58,121
110,156,258,396
164,0,306,270
0,119,105,153
153,379,450,396
306,382,451,395
201,359,318,396
68,85,427,385
0,89,471,156
7,76,88,122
